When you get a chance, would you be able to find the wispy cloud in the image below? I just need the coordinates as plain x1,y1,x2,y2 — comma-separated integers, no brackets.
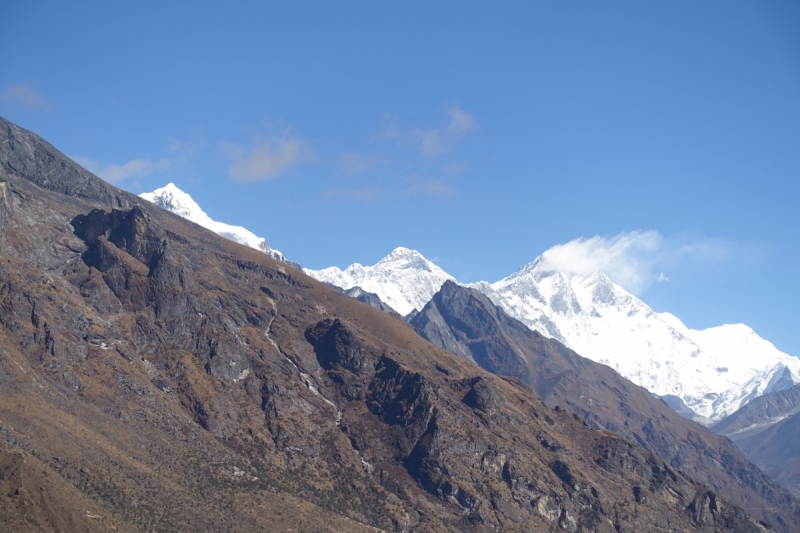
221,133,313,183
404,175,456,197
414,106,477,157
338,152,386,175
538,231,734,295
70,156,170,184
323,187,384,203
0,84,52,110
380,105,478,158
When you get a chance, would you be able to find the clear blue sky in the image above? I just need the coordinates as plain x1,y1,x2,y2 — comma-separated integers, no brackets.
2,1,800,354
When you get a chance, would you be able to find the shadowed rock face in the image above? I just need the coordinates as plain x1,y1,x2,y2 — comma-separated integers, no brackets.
412,280,800,531
713,384,800,497
324,283,401,316
0,115,780,532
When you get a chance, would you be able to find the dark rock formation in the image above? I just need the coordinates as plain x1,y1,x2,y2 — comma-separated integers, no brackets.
412,280,800,531
324,283,401,316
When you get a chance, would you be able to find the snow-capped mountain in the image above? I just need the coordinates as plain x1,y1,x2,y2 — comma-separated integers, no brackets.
131,184,800,422
472,257,800,421
139,183,291,264
303,247,454,317
311,248,800,422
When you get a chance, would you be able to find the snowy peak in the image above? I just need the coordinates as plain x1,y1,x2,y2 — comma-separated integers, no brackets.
304,247,454,317
472,261,800,421
140,183,290,264
140,182,203,221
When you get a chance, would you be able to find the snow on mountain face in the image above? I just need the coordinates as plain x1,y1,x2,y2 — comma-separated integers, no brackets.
472,259,800,421
308,246,799,422
139,183,288,263
303,247,454,317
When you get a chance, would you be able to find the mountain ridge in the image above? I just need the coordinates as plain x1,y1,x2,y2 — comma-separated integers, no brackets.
139,182,299,268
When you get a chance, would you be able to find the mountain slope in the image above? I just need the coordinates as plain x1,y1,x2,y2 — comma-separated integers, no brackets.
412,280,800,531
304,247,454,316
730,412,800,499
140,183,298,267
712,384,800,497
0,116,777,532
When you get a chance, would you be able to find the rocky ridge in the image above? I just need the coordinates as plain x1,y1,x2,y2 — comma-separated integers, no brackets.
139,182,300,269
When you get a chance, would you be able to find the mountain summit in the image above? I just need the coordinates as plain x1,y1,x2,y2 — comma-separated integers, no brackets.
304,247,454,316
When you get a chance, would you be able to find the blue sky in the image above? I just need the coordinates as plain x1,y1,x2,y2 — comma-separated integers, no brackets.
2,1,800,354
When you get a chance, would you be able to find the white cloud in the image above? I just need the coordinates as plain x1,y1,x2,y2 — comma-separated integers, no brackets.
338,152,386,175
404,175,455,197
323,187,384,203
0,84,51,110
222,134,313,182
380,106,478,158
539,231,662,294
70,156,169,184
538,231,732,295
413,106,477,157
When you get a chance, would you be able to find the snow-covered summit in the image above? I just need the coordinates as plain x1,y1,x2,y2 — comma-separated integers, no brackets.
472,256,800,421
139,183,289,263
303,247,454,316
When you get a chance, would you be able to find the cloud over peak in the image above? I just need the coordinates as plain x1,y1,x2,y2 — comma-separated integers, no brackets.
539,231,661,294
538,231,733,295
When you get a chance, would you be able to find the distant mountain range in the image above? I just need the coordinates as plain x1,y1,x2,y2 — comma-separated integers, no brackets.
305,247,453,317
139,182,800,505
304,246,800,422
408,280,800,518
